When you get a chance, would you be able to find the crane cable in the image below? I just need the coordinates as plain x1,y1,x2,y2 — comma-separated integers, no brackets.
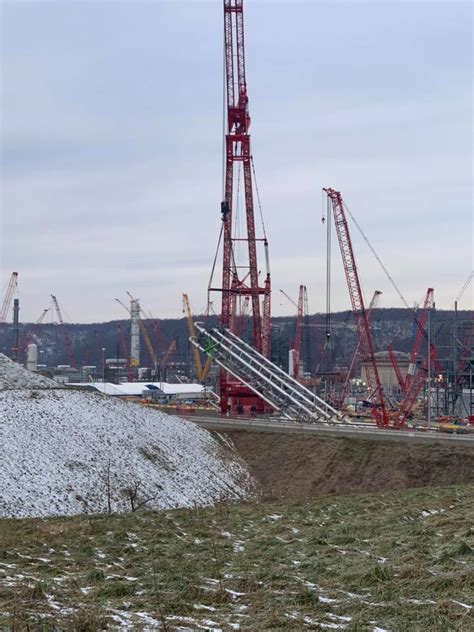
342,200,410,309
250,156,267,240
207,224,223,295
221,28,226,201
453,270,473,306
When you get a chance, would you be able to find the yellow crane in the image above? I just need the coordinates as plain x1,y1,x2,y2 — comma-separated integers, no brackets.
161,339,176,374
183,293,212,381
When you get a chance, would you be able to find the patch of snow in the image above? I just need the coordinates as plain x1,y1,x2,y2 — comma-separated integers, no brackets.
233,541,244,553
267,514,283,521
339,589,367,599
45,594,75,615
194,604,217,611
0,353,257,518
0,355,62,389
197,620,222,632
225,589,246,598
421,508,445,518
451,600,472,610
328,614,352,622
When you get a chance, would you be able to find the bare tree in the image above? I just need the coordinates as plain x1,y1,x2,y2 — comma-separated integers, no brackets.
122,479,159,512
104,460,112,514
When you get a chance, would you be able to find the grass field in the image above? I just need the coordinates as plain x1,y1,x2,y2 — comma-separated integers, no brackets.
1,485,473,630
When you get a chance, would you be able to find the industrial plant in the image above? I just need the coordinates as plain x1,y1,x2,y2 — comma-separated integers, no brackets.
1,0,472,433
1,1,473,630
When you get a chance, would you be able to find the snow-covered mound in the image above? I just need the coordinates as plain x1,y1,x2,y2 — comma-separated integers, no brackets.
0,355,257,518
0,353,61,389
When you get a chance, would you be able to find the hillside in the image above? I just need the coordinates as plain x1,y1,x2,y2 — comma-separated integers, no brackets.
0,355,257,518
224,430,474,500
2,307,470,373
1,485,472,630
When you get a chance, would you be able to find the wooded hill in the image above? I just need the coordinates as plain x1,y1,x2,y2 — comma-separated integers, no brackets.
1,308,470,374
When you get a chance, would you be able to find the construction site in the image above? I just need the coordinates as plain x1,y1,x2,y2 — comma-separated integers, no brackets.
1,1,473,628
1,0,472,434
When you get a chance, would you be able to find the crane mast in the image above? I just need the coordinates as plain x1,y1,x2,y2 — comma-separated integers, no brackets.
394,290,436,427
216,0,271,414
183,293,212,381
19,307,50,356
340,290,382,407
293,285,305,379
1,272,18,324
51,295,76,368
405,288,434,391
323,188,388,426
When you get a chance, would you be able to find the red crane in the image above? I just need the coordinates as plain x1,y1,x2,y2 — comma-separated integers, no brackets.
281,286,305,379
1,272,18,324
51,295,76,368
394,289,436,427
388,344,406,392
213,0,271,414
323,188,388,427
340,290,382,407
404,288,434,392
19,307,50,356
388,288,438,394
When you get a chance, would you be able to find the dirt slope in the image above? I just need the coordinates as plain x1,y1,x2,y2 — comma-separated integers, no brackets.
223,430,474,500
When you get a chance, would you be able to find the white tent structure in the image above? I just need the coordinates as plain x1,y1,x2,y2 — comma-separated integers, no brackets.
71,381,210,401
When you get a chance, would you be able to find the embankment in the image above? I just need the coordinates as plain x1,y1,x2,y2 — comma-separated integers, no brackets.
223,430,474,500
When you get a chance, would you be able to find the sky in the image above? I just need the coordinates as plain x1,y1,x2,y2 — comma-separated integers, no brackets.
1,0,472,323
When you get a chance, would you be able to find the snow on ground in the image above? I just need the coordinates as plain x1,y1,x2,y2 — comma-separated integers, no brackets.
0,354,62,389
0,354,257,518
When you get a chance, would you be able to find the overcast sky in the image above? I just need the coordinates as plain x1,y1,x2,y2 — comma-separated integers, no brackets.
1,0,472,323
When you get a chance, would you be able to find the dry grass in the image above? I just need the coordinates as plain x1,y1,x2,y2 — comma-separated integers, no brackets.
1,485,473,630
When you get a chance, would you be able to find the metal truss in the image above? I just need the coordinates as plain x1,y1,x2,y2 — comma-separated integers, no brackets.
191,323,343,423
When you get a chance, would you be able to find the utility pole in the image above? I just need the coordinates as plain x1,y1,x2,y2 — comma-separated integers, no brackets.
102,347,106,383
12,298,20,361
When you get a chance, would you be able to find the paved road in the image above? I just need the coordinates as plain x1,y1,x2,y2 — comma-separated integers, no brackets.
188,415,474,445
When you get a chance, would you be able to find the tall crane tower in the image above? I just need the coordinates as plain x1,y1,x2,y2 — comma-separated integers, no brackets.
1,272,18,325
211,0,271,414
323,188,388,426
51,295,76,368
